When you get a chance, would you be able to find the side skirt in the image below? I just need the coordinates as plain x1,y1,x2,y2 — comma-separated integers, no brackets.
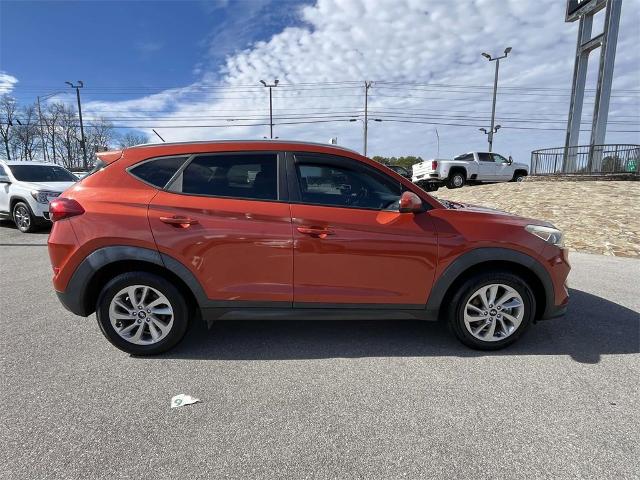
202,306,435,326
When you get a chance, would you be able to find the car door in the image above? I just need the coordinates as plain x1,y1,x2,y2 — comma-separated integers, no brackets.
492,153,512,180
476,152,496,180
146,151,294,304
0,165,9,214
287,153,438,307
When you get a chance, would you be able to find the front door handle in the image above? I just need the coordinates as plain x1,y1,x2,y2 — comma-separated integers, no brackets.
159,216,199,228
297,226,334,238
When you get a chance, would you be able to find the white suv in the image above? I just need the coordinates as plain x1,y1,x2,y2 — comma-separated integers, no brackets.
0,161,77,233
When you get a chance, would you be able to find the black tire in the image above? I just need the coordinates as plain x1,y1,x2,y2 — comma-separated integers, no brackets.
424,183,439,192
12,201,38,233
95,272,190,355
447,271,535,350
447,172,465,189
512,172,526,182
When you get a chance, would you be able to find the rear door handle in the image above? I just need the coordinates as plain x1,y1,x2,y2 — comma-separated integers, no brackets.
159,216,199,228
297,226,334,238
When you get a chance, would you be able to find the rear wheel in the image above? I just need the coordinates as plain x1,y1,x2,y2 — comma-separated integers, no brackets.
96,272,190,355
13,202,37,233
447,172,465,189
448,272,535,350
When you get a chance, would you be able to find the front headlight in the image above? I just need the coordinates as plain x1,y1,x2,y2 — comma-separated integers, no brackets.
31,190,60,204
525,224,564,248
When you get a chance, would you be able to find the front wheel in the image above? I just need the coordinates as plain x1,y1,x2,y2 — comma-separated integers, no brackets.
13,201,37,233
448,272,535,350
96,272,190,355
512,173,526,182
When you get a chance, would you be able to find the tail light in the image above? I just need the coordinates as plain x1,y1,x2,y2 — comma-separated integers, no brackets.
431,160,438,170
49,198,84,222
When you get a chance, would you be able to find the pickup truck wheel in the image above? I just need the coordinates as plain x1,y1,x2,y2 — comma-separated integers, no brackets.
447,172,465,189
447,272,535,350
424,183,439,192
13,202,37,233
96,272,190,355
514,174,526,182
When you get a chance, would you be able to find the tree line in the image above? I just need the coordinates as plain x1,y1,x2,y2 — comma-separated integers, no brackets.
0,94,148,170
371,155,424,170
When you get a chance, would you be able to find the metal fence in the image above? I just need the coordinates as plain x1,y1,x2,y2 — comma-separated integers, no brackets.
530,144,640,175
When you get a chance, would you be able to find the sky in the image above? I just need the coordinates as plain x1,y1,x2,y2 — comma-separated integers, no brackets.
1,0,639,163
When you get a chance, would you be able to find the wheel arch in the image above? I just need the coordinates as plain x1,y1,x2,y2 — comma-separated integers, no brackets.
448,166,467,179
59,246,207,318
426,248,553,321
9,195,32,212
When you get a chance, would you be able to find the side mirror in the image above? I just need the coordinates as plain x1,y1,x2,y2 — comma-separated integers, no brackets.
398,191,423,213
507,156,513,165
0,175,11,184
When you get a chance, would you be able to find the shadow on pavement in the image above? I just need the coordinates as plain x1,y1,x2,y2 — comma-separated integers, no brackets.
0,220,50,246
159,288,639,364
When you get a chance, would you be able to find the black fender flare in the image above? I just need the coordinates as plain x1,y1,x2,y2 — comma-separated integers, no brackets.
424,247,555,319
57,246,209,316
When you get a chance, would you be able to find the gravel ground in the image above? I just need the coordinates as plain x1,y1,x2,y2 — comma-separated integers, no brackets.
435,181,640,257
0,222,638,479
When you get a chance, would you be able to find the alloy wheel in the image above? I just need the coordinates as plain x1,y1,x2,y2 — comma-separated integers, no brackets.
14,205,31,231
463,283,524,342
108,285,174,345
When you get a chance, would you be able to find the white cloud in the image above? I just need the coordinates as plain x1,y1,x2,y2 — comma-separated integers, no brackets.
0,72,18,95
83,0,640,162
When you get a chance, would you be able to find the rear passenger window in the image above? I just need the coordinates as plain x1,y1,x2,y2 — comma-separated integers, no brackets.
172,153,277,200
130,156,188,188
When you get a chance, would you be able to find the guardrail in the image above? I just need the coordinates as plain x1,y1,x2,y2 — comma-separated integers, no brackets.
530,144,640,175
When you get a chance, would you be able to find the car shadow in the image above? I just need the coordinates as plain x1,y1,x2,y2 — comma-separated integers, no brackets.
156,289,639,364
0,219,51,245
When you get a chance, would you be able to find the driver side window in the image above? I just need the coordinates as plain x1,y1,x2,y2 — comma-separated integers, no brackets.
492,153,508,163
295,156,402,210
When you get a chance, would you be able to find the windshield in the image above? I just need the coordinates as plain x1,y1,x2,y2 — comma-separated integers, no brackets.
9,165,77,182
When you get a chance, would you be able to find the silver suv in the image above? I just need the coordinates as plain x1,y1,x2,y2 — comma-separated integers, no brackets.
0,161,77,232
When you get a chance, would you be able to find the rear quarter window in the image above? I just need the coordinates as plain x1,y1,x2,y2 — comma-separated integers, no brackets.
129,156,188,188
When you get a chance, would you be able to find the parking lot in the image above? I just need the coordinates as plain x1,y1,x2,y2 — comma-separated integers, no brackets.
1,221,638,479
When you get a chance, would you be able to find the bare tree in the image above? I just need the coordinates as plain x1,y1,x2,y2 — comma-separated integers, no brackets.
117,132,149,149
12,104,40,161
44,102,64,164
0,95,17,160
54,103,83,169
86,117,115,155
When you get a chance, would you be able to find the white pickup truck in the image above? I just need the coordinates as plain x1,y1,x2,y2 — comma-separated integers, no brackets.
412,152,529,191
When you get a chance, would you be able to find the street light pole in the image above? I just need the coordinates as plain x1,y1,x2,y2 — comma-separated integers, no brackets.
481,47,511,152
260,79,279,139
65,81,88,168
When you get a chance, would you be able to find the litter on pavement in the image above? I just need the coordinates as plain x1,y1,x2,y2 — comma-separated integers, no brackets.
171,394,200,408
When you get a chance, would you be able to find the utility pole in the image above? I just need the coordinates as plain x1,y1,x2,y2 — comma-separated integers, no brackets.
260,79,279,139
65,81,88,168
435,128,440,158
363,81,373,156
481,47,511,152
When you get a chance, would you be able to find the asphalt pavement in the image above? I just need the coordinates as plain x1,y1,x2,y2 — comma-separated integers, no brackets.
1,221,638,479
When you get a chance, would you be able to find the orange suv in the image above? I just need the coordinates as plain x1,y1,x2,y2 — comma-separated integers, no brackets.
48,140,570,355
